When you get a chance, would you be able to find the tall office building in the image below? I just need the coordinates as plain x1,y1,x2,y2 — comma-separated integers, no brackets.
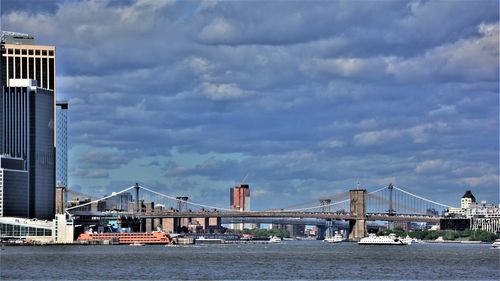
1,79,55,219
1,31,56,220
56,101,68,188
230,184,251,230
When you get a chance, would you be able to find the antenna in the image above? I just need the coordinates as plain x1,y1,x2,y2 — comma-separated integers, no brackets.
239,173,249,186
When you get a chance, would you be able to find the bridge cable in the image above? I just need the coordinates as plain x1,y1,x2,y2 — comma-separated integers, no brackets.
65,185,136,212
393,186,456,209
139,185,233,211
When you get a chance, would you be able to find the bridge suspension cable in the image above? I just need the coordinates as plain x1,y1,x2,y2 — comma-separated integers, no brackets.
393,186,455,209
139,185,233,211
281,198,351,212
65,185,136,211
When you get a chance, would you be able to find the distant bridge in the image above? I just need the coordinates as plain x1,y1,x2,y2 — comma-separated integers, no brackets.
66,183,454,240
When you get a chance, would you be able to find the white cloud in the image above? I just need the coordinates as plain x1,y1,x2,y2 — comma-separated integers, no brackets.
459,174,499,187
201,82,249,101
386,23,499,82
198,18,236,43
414,159,451,174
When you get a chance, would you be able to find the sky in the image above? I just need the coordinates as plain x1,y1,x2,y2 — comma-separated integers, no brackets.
1,0,498,210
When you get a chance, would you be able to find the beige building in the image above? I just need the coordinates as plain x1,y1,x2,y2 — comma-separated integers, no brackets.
52,214,74,244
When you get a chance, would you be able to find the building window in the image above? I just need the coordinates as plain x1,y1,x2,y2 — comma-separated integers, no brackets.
42,50,47,56
35,50,40,55
21,49,27,55
28,50,33,55
49,50,54,56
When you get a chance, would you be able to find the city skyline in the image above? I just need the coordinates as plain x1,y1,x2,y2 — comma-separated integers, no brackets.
1,0,498,210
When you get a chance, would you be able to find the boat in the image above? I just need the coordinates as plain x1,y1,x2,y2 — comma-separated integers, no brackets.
492,239,500,249
401,235,413,245
324,233,344,243
195,236,225,244
129,242,145,246
269,236,281,243
358,233,408,245
77,231,171,245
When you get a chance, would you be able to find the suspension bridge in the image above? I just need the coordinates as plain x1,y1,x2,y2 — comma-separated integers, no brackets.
64,183,456,240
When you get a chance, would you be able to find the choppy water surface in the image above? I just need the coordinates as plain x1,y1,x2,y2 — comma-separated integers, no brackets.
1,241,498,280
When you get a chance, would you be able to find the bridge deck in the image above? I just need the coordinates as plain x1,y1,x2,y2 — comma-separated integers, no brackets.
69,210,442,223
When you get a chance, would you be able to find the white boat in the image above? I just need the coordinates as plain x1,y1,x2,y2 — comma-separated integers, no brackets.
324,233,344,243
269,236,281,243
401,235,413,245
195,236,225,244
129,242,145,246
358,233,408,245
492,239,500,249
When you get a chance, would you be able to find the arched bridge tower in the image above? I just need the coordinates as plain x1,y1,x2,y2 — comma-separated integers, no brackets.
348,189,367,241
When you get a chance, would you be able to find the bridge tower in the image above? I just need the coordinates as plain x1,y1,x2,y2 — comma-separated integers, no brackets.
134,183,140,213
348,189,366,241
388,183,395,215
319,199,332,239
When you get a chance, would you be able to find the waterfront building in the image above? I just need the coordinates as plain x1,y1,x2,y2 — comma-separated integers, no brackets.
230,184,252,230
1,79,55,219
461,190,476,209
465,201,500,218
55,100,68,188
0,216,53,243
52,213,74,243
0,155,29,217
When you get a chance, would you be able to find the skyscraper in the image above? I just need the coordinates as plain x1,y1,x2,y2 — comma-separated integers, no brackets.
1,79,54,219
0,31,57,220
56,101,68,188
230,184,251,230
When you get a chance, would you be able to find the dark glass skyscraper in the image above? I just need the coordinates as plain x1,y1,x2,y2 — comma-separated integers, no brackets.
1,81,55,219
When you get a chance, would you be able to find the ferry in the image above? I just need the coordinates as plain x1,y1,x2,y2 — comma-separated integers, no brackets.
358,233,408,245
77,231,171,245
492,239,500,249
195,236,225,244
324,233,344,243
269,236,281,243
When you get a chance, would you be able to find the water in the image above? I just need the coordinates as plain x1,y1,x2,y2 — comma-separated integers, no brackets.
1,241,498,280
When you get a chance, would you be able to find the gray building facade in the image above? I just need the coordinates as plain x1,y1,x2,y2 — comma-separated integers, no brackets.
0,155,29,217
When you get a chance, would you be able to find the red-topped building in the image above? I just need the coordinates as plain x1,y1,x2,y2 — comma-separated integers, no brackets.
230,184,251,230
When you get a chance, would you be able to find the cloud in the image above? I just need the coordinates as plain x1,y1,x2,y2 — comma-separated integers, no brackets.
386,23,499,82
201,82,249,101
2,0,498,208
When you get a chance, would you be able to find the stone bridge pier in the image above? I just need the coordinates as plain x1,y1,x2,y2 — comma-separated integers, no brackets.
348,189,367,241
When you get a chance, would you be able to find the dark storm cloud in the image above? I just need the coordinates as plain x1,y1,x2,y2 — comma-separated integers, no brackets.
2,0,498,207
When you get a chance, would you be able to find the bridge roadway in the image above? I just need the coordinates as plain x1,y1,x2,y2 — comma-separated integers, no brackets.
134,210,441,223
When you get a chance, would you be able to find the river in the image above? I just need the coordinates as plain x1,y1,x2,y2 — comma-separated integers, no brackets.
1,241,498,280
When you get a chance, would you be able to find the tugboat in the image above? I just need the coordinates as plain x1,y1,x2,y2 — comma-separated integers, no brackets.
358,233,408,245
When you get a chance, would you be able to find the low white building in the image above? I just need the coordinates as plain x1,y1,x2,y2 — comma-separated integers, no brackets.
0,217,53,243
